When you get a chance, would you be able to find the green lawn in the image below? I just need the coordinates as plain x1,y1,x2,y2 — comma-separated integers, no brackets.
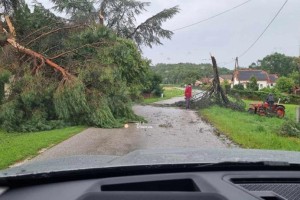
200,102,300,151
0,126,86,170
143,87,183,104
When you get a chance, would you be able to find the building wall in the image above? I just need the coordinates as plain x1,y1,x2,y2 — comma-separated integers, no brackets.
232,79,275,90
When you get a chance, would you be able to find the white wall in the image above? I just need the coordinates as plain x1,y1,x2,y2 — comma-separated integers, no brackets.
232,80,275,90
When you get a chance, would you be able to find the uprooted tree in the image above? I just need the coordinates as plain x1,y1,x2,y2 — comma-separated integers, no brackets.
0,0,179,132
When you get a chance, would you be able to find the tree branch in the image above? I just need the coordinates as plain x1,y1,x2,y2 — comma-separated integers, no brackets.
49,41,108,59
7,38,72,79
21,22,64,42
26,25,83,46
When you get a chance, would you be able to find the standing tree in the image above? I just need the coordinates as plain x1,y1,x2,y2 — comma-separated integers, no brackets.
258,53,298,76
275,77,295,94
247,76,259,91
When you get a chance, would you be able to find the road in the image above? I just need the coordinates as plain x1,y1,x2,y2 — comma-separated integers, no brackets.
29,97,236,163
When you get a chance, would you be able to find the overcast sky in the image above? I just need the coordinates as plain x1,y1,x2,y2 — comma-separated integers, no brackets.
25,0,300,69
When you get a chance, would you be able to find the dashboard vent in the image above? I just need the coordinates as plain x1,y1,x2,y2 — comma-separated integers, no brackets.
231,178,300,200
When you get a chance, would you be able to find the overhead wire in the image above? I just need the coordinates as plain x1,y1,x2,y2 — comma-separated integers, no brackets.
237,0,289,58
172,0,253,32
218,0,289,66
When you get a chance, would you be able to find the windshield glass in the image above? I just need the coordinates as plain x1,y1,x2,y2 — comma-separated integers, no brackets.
0,0,300,174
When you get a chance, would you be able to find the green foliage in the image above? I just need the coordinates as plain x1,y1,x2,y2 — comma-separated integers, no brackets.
275,77,295,93
130,6,179,48
233,83,244,90
142,71,163,97
289,71,300,86
54,80,89,123
49,0,179,48
230,89,300,104
246,76,259,91
222,80,231,94
0,73,66,132
279,120,300,138
0,69,11,103
0,24,152,131
152,63,232,85
0,0,20,13
0,0,175,132
258,53,298,76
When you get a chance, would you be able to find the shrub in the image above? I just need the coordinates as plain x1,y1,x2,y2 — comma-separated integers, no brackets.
278,120,300,138
233,83,244,90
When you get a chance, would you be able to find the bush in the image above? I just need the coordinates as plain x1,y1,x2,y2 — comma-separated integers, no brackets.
233,83,244,90
278,120,300,138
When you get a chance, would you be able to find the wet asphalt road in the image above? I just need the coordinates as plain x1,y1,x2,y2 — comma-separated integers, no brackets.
29,97,234,163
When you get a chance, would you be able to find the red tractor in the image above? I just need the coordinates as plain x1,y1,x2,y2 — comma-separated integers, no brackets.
248,102,285,118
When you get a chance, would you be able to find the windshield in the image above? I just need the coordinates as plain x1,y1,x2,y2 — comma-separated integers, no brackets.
0,0,300,174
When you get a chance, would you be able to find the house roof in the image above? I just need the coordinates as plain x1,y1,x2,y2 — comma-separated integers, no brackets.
269,74,279,83
235,70,270,82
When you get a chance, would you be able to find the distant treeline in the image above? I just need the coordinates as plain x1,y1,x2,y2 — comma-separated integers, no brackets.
151,63,232,84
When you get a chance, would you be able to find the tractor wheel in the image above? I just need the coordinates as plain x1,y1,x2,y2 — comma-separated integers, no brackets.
248,108,255,114
276,108,285,118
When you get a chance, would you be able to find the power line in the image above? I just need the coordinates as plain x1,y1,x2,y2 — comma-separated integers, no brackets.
218,0,288,67
238,0,288,58
172,0,253,32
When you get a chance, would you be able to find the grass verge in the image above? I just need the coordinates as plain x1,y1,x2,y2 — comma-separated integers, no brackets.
143,87,183,104
0,126,86,170
200,103,300,151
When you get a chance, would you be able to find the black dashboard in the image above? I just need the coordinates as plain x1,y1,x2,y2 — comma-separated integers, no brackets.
1,170,300,200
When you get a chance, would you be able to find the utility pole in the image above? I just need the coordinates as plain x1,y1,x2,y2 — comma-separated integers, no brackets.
234,57,239,71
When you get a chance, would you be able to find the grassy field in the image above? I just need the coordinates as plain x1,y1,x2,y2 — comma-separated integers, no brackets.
200,101,300,151
143,87,183,104
0,126,86,170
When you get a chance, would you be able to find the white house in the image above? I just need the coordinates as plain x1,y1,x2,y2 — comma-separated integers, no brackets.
232,69,278,90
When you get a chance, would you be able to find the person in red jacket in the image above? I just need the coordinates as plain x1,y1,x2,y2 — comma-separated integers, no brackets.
184,83,192,109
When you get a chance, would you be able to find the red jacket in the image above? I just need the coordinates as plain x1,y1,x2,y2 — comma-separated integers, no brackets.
185,86,192,98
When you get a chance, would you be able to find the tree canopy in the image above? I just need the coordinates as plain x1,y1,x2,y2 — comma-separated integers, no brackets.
257,53,298,76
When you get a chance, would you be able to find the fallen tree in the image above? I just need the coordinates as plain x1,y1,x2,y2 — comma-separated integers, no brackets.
0,15,146,132
176,56,245,111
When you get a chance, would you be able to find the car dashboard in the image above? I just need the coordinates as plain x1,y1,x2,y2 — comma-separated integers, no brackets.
1,169,300,200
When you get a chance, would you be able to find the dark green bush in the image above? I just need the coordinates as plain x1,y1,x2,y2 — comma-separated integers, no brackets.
278,120,300,138
233,83,245,90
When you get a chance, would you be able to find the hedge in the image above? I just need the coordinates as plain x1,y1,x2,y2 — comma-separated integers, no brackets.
230,89,300,104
